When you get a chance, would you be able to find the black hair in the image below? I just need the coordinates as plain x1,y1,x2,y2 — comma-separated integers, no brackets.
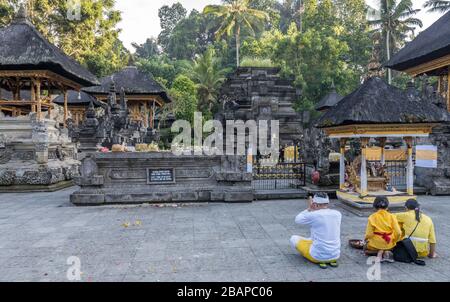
405,199,421,222
373,196,389,210
307,192,314,199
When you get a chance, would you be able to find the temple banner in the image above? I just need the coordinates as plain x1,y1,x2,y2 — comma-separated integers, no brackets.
415,145,438,168
366,147,407,161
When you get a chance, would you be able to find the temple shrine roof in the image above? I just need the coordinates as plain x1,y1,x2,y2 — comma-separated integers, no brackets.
53,91,104,108
317,77,448,129
385,11,450,73
315,83,344,112
83,66,171,103
0,6,99,87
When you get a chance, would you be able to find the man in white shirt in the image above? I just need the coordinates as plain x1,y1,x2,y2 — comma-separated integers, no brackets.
290,193,342,269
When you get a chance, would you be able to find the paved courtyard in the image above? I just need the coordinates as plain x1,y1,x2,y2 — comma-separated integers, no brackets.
0,188,449,282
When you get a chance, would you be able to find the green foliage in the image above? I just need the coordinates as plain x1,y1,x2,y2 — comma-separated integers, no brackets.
132,38,160,60
204,0,270,66
169,75,199,123
240,57,276,67
158,2,187,52
271,0,370,111
136,55,190,87
190,47,230,116
424,0,450,13
165,9,218,60
368,0,423,67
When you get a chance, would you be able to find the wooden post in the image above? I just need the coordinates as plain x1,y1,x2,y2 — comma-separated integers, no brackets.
379,137,387,165
36,79,41,120
404,137,414,196
30,80,36,113
63,90,68,128
447,67,450,112
360,138,369,197
339,138,347,190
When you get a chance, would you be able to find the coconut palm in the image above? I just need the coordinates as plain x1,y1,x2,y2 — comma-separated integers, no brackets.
367,0,423,84
424,0,450,13
190,47,230,113
203,0,270,67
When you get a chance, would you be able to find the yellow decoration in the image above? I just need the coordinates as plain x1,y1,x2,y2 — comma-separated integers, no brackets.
112,144,125,152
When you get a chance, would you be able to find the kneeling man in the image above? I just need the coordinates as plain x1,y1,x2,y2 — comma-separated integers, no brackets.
290,193,342,269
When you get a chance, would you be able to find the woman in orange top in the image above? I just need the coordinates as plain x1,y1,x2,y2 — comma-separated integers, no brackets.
365,196,402,263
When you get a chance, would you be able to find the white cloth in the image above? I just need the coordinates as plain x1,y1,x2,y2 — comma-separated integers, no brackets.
295,209,342,261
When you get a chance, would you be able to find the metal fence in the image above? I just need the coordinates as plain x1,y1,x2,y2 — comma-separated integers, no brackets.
252,160,306,190
368,160,408,187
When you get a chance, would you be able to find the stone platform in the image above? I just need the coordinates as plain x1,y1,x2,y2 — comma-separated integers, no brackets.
336,190,415,217
71,152,254,206
0,115,79,192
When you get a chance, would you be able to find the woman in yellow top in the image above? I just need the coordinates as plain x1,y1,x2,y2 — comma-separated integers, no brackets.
395,199,437,258
365,196,402,263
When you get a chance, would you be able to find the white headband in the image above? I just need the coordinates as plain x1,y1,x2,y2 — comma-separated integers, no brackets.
313,196,330,204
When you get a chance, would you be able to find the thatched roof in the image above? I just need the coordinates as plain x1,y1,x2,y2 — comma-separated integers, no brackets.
316,77,448,128
315,83,343,111
0,6,99,87
385,11,450,73
53,91,104,108
83,66,171,103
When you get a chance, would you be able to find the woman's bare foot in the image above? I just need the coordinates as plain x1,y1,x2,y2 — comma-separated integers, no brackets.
376,250,383,262
428,252,438,259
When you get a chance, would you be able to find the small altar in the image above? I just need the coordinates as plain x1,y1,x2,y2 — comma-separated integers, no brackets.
316,77,448,214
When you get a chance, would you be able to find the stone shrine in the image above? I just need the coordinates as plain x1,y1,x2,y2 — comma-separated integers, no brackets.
217,67,303,147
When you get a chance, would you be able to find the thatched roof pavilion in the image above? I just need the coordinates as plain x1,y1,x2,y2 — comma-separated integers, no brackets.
317,77,448,204
0,5,98,125
84,66,171,128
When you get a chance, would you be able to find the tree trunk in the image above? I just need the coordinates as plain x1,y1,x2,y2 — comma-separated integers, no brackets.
236,25,240,67
386,29,392,84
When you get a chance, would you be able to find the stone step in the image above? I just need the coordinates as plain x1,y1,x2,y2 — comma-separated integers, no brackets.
254,189,307,200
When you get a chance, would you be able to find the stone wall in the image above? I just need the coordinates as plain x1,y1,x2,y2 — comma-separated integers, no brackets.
415,123,450,195
70,152,253,205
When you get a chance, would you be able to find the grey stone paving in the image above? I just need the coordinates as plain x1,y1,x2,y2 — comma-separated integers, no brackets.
0,188,449,282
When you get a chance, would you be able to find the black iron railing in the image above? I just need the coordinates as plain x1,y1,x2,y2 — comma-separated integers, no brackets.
367,160,408,187
252,159,306,190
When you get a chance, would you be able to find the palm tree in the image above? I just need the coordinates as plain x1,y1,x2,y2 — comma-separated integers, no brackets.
424,0,450,12
203,0,269,67
367,0,422,84
190,47,230,113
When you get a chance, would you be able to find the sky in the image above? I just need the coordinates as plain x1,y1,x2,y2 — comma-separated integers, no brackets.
115,0,445,51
